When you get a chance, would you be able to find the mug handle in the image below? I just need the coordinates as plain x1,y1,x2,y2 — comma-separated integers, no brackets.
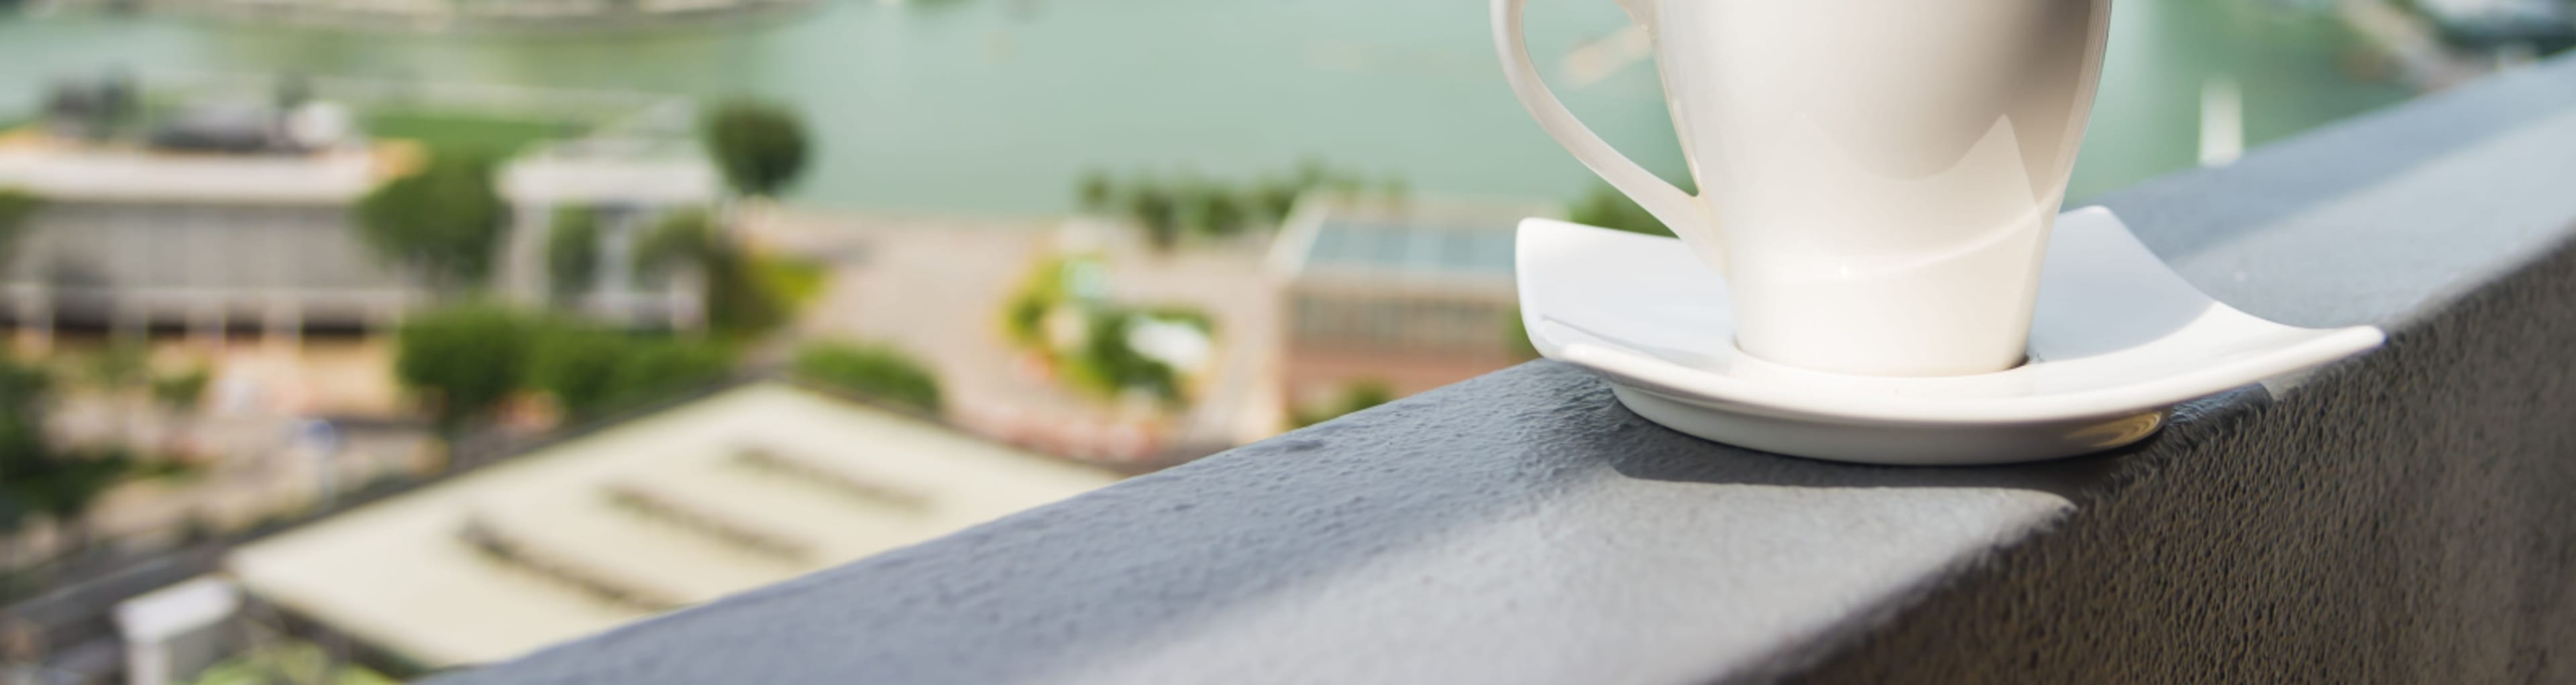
1491,0,1725,273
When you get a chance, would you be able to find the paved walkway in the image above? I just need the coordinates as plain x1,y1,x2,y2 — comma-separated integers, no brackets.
750,208,1281,466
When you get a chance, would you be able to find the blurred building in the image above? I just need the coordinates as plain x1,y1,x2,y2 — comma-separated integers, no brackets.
496,135,720,330
1265,195,1554,414
0,89,710,344
225,382,1121,669
0,131,419,344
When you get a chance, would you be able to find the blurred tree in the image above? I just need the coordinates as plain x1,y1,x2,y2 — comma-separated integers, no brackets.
0,189,38,272
794,341,943,415
0,353,132,560
1075,169,1116,214
1195,189,1247,237
394,302,537,428
1250,176,1301,225
607,339,731,409
149,367,210,411
356,149,506,289
1567,183,1673,237
0,352,52,503
545,207,601,304
635,208,717,270
83,340,148,391
1126,184,1181,252
525,325,624,418
701,101,811,198
529,325,731,419
635,210,788,339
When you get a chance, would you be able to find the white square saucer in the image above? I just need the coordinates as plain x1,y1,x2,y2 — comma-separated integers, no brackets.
1516,207,2385,465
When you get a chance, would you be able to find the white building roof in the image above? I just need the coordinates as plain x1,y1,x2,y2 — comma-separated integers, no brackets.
1265,193,1558,285
227,382,1121,667
0,144,384,205
498,156,718,205
114,577,243,643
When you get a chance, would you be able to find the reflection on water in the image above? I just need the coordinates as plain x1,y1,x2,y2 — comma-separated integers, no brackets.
0,0,2408,213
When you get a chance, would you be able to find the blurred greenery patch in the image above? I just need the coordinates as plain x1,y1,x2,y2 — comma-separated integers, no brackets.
792,341,943,415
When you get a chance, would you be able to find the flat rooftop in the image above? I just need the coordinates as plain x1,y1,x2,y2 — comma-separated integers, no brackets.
0,131,395,205
1269,195,1556,284
227,382,1122,668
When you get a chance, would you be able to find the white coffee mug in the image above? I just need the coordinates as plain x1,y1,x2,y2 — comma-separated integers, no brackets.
1495,0,2113,377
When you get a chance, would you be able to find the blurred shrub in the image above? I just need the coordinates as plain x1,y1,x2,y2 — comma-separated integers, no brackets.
999,257,1212,407
702,100,810,197
545,207,600,303
150,366,211,411
0,189,36,268
402,303,743,425
394,302,537,427
529,325,731,419
794,341,942,415
357,149,506,288
0,352,52,479
1079,160,1388,251
0,351,136,543
635,209,798,339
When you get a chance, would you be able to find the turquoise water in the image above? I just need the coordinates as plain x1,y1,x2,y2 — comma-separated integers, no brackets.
0,0,2410,213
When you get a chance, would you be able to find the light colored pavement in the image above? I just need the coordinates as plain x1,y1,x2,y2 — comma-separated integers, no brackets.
750,208,1283,466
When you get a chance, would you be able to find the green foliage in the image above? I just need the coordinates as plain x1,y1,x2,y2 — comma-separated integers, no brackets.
525,325,625,417
999,258,1213,406
1291,380,1395,429
83,340,149,390
1080,160,1388,252
0,354,53,517
1567,183,1673,238
635,209,795,339
604,338,733,411
1070,310,1183,404
1001,259,1072,347
365,111,580,157
0,352,134,537
794,341,943,415
545,207,601,303
528,325,731,419
182,641,397,685
635,208,717,272
1125,180,1182,251
402,303,741,425
394,302,538,427
752,254,829,310
0,189,36,271
357,149,506,288
1076,169,1116,213
701,100,811,197
149,367,211,410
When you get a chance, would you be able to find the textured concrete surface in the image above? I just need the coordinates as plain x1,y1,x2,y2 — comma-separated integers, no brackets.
433,56,2576,685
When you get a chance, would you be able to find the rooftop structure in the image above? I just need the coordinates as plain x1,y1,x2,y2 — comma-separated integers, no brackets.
227,382,1122,668
0,134,421,340
1264,194,1554,414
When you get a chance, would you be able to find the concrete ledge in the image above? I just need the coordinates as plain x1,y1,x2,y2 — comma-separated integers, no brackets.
431,56,2576,684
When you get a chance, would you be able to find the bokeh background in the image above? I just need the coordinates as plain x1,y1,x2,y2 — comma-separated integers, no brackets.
0,0,2559,682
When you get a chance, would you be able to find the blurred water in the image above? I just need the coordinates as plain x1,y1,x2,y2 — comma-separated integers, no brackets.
0,0,2408,213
